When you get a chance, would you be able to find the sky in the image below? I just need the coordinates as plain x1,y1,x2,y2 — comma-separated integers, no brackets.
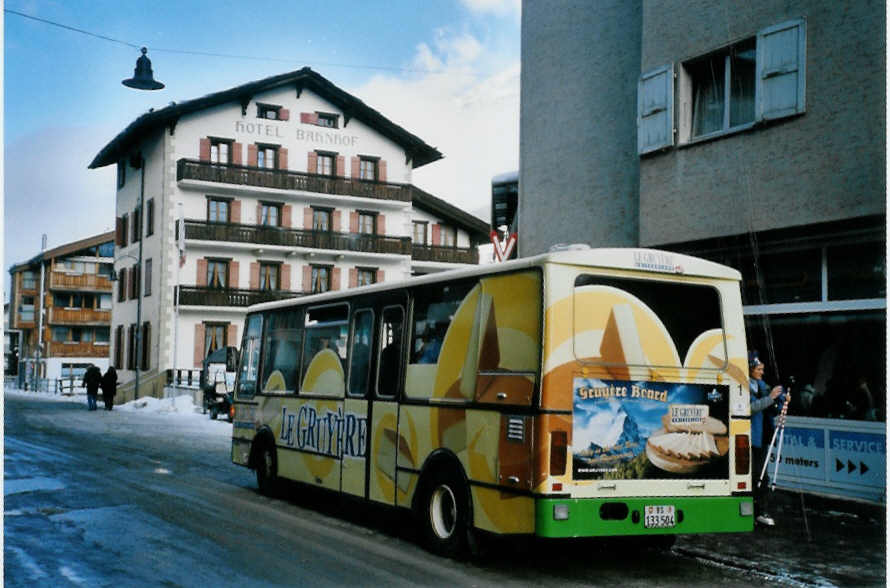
2,0,521,298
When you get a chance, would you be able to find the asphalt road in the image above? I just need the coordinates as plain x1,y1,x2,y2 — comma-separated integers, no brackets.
5,392,791,587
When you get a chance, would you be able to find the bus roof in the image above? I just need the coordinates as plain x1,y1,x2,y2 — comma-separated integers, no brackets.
247,246,741,313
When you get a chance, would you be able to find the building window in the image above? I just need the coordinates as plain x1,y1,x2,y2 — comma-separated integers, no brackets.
210,139,232,164
132,206,142,243
207,260,228,289
358,212,376,235
115,325,124,369
121,214,129,247
127,324,136,370
357,268,376,287
441,225,456,248
130,263,140,299
312,208,332,232
359,157,378,181
413,221,428,245
22,271,37,290
257,104,280,120
117,268,127,302
117,160,126,188
144,259,152,297
259,263,280,291
311,265,331,293
141,322,151,371
146,199,155,237
317,112,338,128
208,198,230,223
95,327,110,343
316,151,335,176
687,38,756,139
204,322,228,358
260,203,281,227
52,327,68,343
257,144,278,169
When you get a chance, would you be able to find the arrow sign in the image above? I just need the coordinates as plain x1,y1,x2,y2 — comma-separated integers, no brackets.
835,458,874,476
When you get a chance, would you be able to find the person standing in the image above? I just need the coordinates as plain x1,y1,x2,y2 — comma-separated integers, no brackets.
749,353,786,527
82,364,102,411
101,366,118,411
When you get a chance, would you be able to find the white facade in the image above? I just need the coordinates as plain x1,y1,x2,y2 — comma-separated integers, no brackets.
97,69,487,398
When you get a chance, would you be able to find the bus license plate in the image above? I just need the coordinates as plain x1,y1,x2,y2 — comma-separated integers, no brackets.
644,505,676,528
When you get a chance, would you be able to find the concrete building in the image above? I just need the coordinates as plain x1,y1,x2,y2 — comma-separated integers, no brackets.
519,1,885,424
7,232,115,388
89,67,488,401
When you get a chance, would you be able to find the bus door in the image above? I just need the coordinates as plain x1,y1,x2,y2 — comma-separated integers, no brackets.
368,303,407,505
342,307,374,498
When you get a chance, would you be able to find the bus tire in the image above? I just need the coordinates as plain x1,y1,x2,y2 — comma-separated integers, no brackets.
416,467,469,558
255,441,278,497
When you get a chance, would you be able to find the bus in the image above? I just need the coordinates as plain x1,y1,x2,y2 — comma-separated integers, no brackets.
231,247,754,556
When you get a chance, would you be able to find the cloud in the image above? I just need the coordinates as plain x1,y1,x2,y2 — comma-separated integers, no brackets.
460,0,521,18
354,30,519,228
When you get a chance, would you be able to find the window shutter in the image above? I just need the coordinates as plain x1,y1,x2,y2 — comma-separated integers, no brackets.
308,151,318,174
141,322,151,371
281,264,291,291
432,223,441,246
279,108,290,121
302,265,312,293
282,205,292,228
199,138,211,161
196,259,207,287
378,160,387,182
349,211,359,233
349,268,358,288
256,203,263,225
757,18,807,121
332,210,342,232
115,217,123,246
332,267,341,291
227,324,237,347
376,269,384,284
637,65,674,154
336,155,345,177
231,200,241,223
229,261,239,289
376,214,386,236
351,156,360,178
194,324,205,367
247,144,258,167
232,142,243,165
304,207,313,230
300,112,318,124
279,147,288,170
249,262,260,289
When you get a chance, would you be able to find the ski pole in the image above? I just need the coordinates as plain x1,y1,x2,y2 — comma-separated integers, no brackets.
769,390,792,490
758,387,791,487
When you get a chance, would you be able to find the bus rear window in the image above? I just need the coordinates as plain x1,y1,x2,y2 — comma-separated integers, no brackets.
573,275,724,368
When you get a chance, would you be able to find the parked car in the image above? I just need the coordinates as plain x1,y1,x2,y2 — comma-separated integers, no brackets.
200,346,238,421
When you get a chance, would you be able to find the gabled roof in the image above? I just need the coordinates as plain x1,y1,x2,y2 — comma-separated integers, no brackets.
411,186,490,243
89,67,443,170
9,231,115,274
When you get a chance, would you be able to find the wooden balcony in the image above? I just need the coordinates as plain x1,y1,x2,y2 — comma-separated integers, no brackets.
411,244,479,264
178,286,303,307
46,341,111,358
49,307,111,326
49,271,113,292
177,159,413,202
184,220,413,256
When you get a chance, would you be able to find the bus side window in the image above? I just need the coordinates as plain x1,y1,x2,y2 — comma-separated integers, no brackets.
376,306,404,398
237,314,263,399
260,309,303,394
349,310,374,398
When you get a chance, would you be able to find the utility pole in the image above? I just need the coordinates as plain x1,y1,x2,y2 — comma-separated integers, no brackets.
34,234,47,391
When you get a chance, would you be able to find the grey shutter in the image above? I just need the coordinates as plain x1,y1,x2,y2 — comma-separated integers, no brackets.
757,19,806,120
638,65,674,154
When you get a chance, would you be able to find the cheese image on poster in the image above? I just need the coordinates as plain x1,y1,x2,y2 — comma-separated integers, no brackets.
572,378,730,480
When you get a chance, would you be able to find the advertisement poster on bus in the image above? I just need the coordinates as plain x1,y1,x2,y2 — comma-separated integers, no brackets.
572,378,730,480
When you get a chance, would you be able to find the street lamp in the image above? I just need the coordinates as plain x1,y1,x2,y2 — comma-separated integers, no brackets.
110,153,146,402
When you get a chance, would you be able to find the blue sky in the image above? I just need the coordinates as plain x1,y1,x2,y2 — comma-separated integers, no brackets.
3,1,520,297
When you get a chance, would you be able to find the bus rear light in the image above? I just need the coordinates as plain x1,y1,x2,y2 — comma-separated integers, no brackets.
550,431,568,475
552,482,563,492
735,434,750,475
737,481,747,490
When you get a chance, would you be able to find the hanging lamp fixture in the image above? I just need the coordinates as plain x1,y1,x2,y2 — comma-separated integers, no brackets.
122,47,164,90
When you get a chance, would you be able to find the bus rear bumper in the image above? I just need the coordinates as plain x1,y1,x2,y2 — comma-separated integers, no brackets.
535,496,754,538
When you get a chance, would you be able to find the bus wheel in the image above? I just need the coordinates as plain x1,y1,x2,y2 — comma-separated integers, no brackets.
418,469,469,558
255,442,278,497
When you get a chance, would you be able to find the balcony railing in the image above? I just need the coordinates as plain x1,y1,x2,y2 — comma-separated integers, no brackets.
178,286,303,307
411,244,479,264
49,307,111,325
46,341,110,358
49,271,113,292
177,159,412,202
184,220,413,256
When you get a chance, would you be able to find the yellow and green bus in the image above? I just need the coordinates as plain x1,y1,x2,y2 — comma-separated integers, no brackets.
231,247,754,556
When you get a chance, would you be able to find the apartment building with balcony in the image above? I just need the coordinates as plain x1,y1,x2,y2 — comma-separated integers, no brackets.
7,232,115,383
89,67,489,400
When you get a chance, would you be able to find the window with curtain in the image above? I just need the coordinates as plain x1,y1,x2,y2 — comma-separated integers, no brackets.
207,260,228,289
359,158,377,180
358,213,376,235
208,199,229,223
260,203,280,227
311,265,331,293
257,145,278,169
313,209,331,232
316,152,335,176
210,139,232,164
441,226,456,247
357,268,376,287
204,323,228,358
688,39,755,138
260,263,279,291
413,221,427,244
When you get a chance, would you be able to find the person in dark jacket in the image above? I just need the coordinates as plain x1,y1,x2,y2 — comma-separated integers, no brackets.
82,364,102,411
749,353,786,527
101,366,118,411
